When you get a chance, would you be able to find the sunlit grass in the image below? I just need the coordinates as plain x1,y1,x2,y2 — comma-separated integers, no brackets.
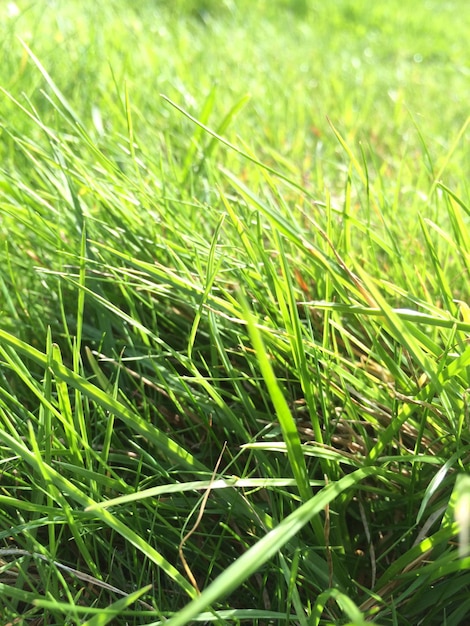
1,0,470,624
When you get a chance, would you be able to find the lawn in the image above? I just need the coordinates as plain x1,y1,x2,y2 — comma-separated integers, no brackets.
1,0,470,624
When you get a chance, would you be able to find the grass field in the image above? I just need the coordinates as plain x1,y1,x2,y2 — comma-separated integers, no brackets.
1,0,470,624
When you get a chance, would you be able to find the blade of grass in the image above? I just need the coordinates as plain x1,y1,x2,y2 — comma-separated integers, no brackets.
239,290,313,503
33,584,153,624
18,38,84,126
187,213,224,359
161,93,318,197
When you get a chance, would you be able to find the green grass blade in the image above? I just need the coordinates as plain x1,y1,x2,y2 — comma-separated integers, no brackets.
239,290,313,504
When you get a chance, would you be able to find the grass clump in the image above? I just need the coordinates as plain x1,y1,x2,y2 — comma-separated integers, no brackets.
1,0,470,624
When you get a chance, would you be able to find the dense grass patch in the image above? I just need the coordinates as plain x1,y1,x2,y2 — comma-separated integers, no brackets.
1,1,470,624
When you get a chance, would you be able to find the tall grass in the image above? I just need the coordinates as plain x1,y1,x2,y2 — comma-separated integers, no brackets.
1,1,470,624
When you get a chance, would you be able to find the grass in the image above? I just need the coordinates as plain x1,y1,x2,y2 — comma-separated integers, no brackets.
1,0,470,624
